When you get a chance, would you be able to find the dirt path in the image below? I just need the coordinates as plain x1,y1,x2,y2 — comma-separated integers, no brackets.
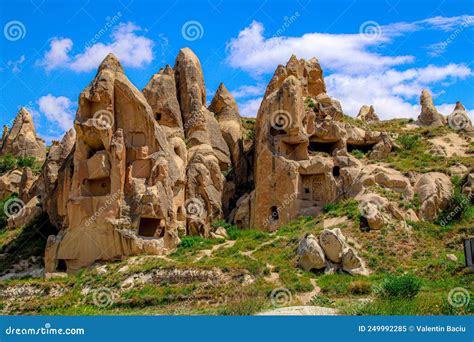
297,278,320,305
194,240,236,262
256,305,338,316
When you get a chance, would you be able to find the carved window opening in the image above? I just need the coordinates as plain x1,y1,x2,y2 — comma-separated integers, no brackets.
155,113,162,122
308,141,338,154
81,177,111,197
332,166,340,177
138,218,164,237
346,142,377,154
56,259,67,272
270,206,279,221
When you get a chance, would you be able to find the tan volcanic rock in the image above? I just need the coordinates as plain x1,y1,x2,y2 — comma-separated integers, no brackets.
417,89,446,127
1,108,46,161
0,169,23,200
174,48,230,236
45,53,182,273
447,101,473,134
357,105,379,123
414,172,452,221
251,55,392,231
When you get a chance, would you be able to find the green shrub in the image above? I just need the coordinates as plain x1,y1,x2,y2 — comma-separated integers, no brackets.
350,149,365,159
397,134,421,150
0,154,16,175
348,280,372,295
17,156,35,168
376,275,421,299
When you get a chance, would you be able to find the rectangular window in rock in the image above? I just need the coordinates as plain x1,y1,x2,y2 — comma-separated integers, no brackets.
81,177,111,197
138,218,164,237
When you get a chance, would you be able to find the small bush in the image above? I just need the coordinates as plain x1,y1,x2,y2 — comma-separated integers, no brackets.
348,280,372,295
0,154,16,175
376,275,421,299
397,134,421,150
310,295,335,307
350,149,365,159
17,156,35,168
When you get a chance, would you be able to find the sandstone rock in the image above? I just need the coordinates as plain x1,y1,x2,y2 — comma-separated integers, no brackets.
417,89,446,127
319,228,345,263
0,107,46,161
357,105,379,123
297,233,326,271
45,53,182,272
0,169,22,200
210,226,228,239
209,83,246,184
462,173,474,199
448,163,468,177
414,172,453,221
357,193,388,230
446,253,458,262
342,246,368,276
231,191,255,229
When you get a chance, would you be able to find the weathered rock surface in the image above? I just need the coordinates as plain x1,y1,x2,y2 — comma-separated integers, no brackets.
0,169,23,200
447,101,474,135
357,105,379,123
0,107,46,161
415,172,453,221
417,89,446,128
297,229,367,275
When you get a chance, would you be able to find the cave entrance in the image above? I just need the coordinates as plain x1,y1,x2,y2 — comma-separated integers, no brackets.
308,141,338,154
56,259,67,272
347,142,377,154
138,218,164,237
81,177,111,197
270,206,279,221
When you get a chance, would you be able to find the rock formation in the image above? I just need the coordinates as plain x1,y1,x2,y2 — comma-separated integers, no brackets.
417,89,446,128
414,172,453,221
297,229,368,276
447,101,473,135
357,105,379,123
247,55,392,231
0,107,46,161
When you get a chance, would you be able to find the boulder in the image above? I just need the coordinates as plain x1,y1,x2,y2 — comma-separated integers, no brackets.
356,105,379,123
414,172,453,221
462,173,474,199
319,228,345,263
342,246,368,276
297,233,326,271
417,89,446,127
7,196,42,229
447,101,474,135
0,169,23,200
0,107,46,161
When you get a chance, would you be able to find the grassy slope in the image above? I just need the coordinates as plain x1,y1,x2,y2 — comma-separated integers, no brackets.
0,119,473,315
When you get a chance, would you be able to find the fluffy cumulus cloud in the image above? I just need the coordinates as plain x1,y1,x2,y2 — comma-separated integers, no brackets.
38,94,75,131
226,16,474,119
38,22,153,72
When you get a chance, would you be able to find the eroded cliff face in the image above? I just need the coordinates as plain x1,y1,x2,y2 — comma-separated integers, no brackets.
2,49,468,274
249,55,393,231
42,48,244,272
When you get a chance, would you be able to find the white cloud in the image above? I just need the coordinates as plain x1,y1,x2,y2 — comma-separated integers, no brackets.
227,17,474,119
238,97,262,117
38,22,153,72
231,84,266,99
38,38,73,71
7,55,26,73
38,94,75,131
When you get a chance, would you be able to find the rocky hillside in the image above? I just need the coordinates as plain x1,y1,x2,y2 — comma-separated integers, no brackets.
0,48,472,315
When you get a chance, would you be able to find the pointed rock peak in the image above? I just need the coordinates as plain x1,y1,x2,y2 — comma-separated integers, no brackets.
97,53,124,73
162,64,174,76
176,47,201,64
210,82,238,115
16,107,34,123
421,89,433,102
455,101,465,111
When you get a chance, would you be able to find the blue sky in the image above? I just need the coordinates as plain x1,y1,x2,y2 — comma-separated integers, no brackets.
0,0,473,143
